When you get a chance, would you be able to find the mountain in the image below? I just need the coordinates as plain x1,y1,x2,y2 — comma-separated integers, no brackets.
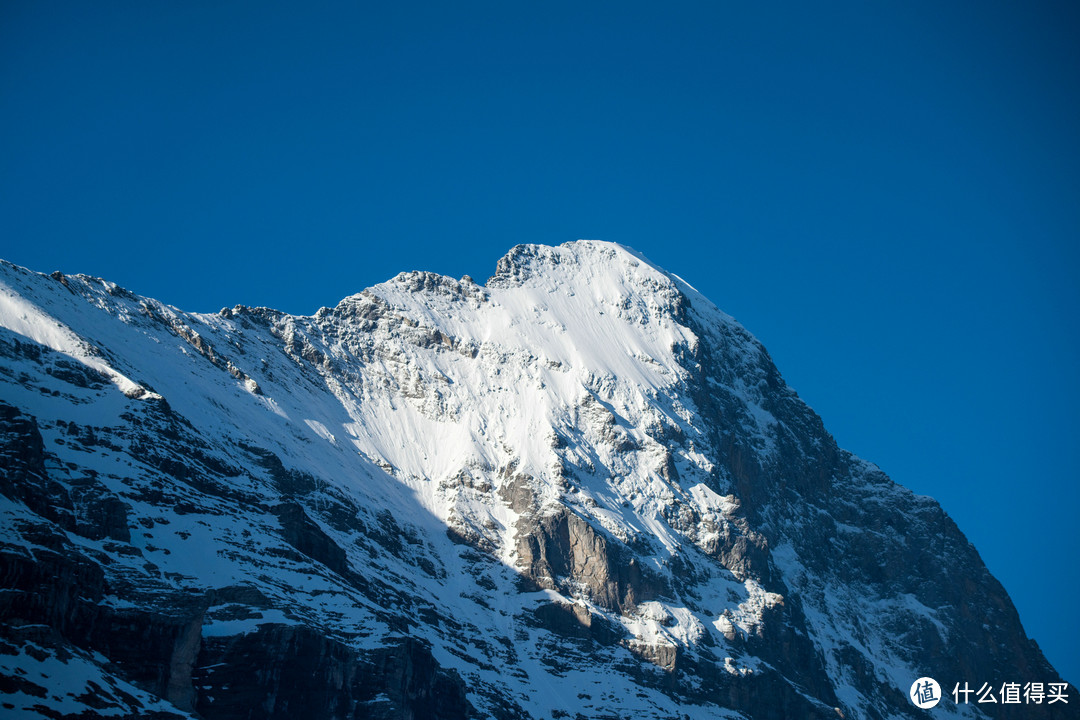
0,240,1074,719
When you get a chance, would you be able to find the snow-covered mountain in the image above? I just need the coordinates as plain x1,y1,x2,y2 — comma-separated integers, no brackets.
0,241,1073,719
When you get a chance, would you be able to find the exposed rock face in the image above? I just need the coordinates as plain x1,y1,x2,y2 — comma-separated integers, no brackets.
516,506,665,614
194,629,471,720
0,242,1075,719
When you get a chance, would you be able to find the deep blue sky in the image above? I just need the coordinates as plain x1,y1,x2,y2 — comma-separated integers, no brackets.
3,0,1078,686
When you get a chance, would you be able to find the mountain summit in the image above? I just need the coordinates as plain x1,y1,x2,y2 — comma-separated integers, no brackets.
0,241,1073,719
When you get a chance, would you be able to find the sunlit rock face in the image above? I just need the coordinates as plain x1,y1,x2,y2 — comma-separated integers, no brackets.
0,241,1073,719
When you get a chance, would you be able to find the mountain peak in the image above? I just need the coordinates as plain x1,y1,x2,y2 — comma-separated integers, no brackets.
487,239,663,289
0,244,1074,719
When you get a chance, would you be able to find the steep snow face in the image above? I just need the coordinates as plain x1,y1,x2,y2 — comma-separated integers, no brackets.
0,242,1071,720
326,243,718,551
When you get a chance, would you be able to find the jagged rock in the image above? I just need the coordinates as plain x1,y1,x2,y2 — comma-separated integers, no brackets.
272,501,349,576
529,601,623,646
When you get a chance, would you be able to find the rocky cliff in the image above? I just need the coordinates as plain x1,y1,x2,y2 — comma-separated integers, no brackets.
0,241,1074,719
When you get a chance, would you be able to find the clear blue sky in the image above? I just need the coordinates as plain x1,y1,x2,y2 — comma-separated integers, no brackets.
2,0,1077,686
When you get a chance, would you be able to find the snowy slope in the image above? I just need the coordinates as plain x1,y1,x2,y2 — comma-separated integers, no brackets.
0,241,1073,720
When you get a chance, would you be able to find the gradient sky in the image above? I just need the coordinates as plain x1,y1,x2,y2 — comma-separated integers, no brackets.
2,0,1078,686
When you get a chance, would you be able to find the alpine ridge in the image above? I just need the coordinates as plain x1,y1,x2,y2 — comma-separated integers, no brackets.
0,240,1074,719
